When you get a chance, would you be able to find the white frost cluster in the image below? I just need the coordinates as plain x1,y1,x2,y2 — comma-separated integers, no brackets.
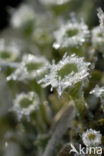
82,129,102,146
40,0,70,5
92,26,104,52
90,85,104,111
53,20,89,49
7,54,49,81
11,92,39,120
38,53,90,96
97,8,104,35
11,4,35,28
90,85,104,97
0,39,20,64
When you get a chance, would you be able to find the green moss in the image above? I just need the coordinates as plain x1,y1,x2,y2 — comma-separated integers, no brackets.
66,29,78,37
87,133,95,140
25,62,44,72
20,98,32,108
98,32,103,37
57,63,78,79
0,51,11,59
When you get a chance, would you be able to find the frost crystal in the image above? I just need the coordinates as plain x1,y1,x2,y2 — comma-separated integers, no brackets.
40,0,70,5
11,92,39,120
7,54,49,81
38,53,90,96
0,39,20,65
53,20,89,49
97,8,104,35
82,129,102,146
92,26,104,52
90,85,104,111
90,85,104,97
11,4,35,29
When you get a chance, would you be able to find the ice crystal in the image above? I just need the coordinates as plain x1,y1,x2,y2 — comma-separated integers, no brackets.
40,0,70,6
90,85,104,111
92,26,104,52
97,8,104,35
53,20,89,49
82,129,102,146
11,4,35,29
7,54,49,81
11,92,39,120
90,85,104,97
38,53,90,96
0,39,20,62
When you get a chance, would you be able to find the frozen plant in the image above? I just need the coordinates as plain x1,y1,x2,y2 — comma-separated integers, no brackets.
90,85,104,111
11,4,35,34
53,20,89,50
97,8,104,35
92,8,104,52
0,39,20,65
7,54,49,81
1,1,104,156
92,26,104,52
82,129,102,146
90,85,104,97
38,53,90,96
11,92,39,120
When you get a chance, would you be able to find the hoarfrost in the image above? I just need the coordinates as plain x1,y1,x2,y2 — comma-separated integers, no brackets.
0,39,20,65
7,54,49,81
53,20,90,49
10,92,39,121
38,53,90,96
97,8,104,35
90,85,104,97
82,129,102,146
11,4,35,28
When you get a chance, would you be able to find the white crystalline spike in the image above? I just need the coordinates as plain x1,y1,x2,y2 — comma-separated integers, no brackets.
50,87,53,92
38,53,90,96
97,8,104,34
53,43,60,49
90,85,104,97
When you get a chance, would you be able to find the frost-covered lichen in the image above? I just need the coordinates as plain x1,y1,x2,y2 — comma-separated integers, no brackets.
92,8,104,52
7,54,49,81
82,129,102,146
11,4,35,34
92,26,104,52
53,20,89,50
38,53,90,96
90,85,104,111
90,85,104,97
11,92,39,120
97,8,104,35
1,1,104,156
0,39,20,64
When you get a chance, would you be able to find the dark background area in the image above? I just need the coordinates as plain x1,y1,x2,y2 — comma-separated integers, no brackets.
0,0,104,31
0,0,24,30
